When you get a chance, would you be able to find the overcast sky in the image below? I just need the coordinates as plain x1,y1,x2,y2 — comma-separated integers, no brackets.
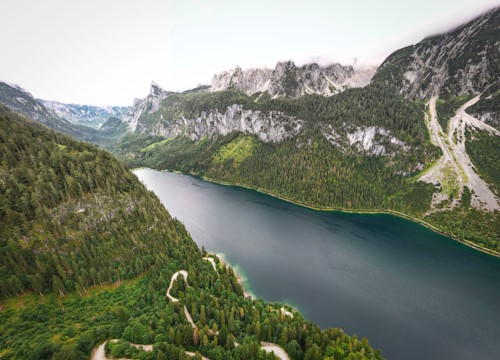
0,0,498,105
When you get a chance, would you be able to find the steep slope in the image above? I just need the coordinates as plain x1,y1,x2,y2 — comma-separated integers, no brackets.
0,104,190,299
39,100,130,128
0,81,75,135
118,81,427,156
420,96,500,211
0,104,382,360
123,81,175,132
467,81,500,130
211,60,375,97
0,81,127,147
372,8,499,100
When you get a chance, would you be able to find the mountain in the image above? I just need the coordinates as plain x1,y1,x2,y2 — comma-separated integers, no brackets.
0,103,187,298
211,60,376,97
0,81,127,146
0,81,75,134
372,7,499,129
373,8,499,99
123,81,175,132
39,100,130,128
111,8,500,255
0,103,382,360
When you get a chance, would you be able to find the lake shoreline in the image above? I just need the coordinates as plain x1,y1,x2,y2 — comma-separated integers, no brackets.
195,174,500,258
133,167,500,360
214,253,256,300
134,168,499,258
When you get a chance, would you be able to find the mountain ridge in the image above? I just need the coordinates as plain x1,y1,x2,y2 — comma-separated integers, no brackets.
211,60,376,97
39,99,130,128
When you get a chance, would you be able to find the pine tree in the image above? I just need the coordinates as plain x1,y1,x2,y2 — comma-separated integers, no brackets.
52,275,65,297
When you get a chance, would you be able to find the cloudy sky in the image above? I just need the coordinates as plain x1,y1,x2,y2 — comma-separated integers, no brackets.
0,0,498,105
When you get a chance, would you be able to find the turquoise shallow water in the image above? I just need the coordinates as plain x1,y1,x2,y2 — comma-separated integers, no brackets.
135,168,500,360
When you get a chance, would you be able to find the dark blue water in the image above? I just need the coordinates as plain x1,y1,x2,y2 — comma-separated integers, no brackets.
134,168,500,360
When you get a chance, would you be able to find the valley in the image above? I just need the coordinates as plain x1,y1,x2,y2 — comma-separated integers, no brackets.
0,4,499,360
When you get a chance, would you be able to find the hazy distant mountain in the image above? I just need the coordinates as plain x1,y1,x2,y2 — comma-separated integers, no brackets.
0,81,127,146
39,100,130,128
0,81,74,134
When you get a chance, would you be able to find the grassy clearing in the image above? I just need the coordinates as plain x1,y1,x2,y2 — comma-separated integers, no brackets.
141,138,174,152
213,135,257,167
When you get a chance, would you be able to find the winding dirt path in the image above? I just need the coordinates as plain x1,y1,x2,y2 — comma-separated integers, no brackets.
166,270,188,302
419,96,500,211
184,306,196,328
261,343,291,360
91,340,153,360
204,257,218,273
186,351,211,360
91,259,290,360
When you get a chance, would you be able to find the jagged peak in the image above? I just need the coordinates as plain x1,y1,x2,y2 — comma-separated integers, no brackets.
301,62,320,70
275,59,296,70
149,81,167,97
210,59,375,97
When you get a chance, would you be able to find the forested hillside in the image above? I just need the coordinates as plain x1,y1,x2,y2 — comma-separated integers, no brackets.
0,106,383,360
0,104,189,298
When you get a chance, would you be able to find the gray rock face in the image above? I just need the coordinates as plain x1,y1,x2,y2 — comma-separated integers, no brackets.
125,81,303,143
135,104,303,143
374,7,500,99
211,66,273,94
210,60,375,98
321,125,408,156
123,81,173,132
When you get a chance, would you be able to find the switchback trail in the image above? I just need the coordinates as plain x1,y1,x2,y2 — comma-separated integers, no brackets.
91,257,290,360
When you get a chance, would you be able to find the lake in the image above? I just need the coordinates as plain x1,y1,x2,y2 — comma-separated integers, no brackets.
134,168,500,360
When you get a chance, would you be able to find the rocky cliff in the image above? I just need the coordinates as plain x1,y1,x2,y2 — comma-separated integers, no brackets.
211,60,375,98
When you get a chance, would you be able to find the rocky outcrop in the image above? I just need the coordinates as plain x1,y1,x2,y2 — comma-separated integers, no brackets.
125,81,304,143
136,104,303,143
211,60,375,98
123,81,172,132
321,125,408,156
211,66,272,94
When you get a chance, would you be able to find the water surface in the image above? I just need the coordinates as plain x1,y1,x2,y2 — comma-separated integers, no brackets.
135,168,500,360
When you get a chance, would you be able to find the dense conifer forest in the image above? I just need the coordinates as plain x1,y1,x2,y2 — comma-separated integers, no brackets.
0,106,382,359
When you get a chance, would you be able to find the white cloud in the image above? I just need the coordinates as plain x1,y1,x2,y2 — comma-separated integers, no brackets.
0,0,497,105
192,0,216,23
